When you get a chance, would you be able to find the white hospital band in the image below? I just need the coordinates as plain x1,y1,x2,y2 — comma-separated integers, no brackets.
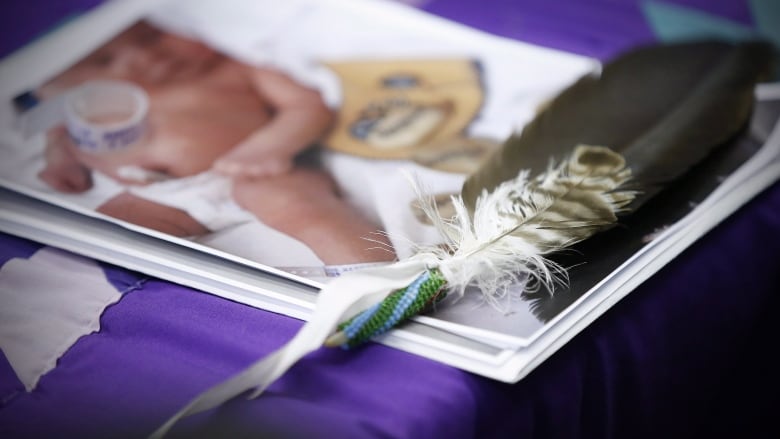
63,80,149,152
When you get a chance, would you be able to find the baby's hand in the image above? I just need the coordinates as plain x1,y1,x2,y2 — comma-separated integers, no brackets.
212,148,294,178
38,126,93,193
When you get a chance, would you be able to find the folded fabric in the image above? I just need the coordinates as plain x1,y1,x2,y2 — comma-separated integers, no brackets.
0,247,122,391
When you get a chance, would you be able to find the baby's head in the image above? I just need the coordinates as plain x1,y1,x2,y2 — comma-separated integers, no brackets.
40,21,219,97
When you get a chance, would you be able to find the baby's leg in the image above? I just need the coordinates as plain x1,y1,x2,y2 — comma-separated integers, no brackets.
232,168,395,265
97,192,209,237
38,127,92,193
213,132,296,178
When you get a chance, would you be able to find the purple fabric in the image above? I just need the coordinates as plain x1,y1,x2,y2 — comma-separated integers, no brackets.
2,1,780,438
422,0,657,60
0,0,104,59
1,184,778,438
421,0,756,60
0,266,477,439
0,234,41,266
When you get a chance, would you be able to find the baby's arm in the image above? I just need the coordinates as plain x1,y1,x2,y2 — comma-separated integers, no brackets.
213,67,334,178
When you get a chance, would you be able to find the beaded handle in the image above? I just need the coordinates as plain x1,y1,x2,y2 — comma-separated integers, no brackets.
325,268,448,349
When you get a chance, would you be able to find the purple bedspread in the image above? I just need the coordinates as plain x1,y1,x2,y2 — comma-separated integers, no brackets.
1,1,779,438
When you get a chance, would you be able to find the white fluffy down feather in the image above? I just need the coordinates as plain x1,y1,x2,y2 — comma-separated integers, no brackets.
409,144,636,301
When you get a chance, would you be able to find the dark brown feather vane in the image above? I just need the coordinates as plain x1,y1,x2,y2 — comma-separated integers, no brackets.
461,41,775,212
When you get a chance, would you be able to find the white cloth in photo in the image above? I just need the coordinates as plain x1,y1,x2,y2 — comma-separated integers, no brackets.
0,247,122,391
126,171,253,232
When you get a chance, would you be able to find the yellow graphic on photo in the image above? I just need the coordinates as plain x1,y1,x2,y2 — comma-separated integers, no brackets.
324,59,484,159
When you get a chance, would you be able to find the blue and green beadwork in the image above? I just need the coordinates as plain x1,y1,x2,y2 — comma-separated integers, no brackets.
334,268,448,349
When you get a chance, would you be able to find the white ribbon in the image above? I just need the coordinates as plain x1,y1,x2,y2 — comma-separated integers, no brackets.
149,259,429,439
